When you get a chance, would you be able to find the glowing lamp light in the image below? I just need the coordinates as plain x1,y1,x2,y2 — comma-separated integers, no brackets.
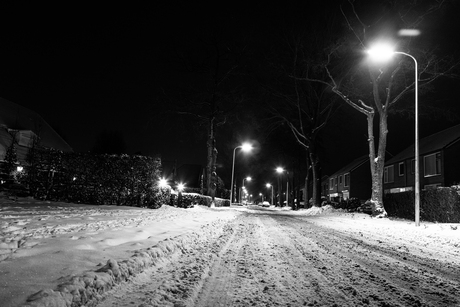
158,178,168,188
276,167,285,174
177,183,185,192
16,166,23,172
367,44,395,62
241,143,253,152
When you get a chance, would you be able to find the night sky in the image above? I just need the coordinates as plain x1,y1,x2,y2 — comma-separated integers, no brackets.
2,2,460,194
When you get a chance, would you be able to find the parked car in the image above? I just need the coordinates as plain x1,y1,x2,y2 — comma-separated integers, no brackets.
261,201,270,207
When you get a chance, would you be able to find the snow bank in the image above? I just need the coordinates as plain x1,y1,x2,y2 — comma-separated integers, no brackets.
23,219,227,307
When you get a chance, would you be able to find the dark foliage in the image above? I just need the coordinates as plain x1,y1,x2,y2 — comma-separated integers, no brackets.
330,197,362,211
384,187,460,223
17,148,166,208
171,192,229,208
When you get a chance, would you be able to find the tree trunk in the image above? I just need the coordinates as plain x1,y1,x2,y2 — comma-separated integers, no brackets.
304,153,310,209
367,113,388,218
206,117,217,205
309,147,322,207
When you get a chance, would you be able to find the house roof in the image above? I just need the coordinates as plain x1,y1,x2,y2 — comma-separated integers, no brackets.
386,124,460,165
329,155,369,178
0,98,73,152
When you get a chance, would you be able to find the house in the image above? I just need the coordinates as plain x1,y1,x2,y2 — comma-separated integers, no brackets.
324,155,371,202
0,98,72,167
383,124,460,193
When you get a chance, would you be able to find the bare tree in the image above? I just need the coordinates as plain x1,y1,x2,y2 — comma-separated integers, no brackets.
305,0,458,217
158,22,250,204
259,6,341,208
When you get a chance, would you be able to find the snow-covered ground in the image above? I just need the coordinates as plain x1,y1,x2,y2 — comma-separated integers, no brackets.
1,197,459,306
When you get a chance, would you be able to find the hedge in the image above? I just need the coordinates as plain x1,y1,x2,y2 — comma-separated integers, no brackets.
384,186,460,223
171,192,230,208
13,148,167,209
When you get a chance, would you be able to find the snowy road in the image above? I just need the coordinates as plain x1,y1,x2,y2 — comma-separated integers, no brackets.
95,207,460,307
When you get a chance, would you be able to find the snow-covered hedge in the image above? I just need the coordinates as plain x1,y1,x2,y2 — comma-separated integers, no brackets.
17,149,166,208
384,186,460,222
170,192,230,208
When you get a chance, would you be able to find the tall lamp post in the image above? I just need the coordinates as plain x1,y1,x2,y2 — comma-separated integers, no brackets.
230,143,253,204
241,176,252,203
266,183,274,206
368,44,420,226
276,167,289,207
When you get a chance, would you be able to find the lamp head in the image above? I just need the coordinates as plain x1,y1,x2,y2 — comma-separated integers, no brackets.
367,43,395,62
158,178,168,188
240,143,253,152
276,167,285,174
246,176,252,181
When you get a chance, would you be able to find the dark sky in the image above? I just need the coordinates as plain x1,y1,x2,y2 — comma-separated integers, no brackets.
1,2,460,194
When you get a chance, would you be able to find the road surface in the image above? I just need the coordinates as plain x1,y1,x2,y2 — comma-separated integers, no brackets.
95,207,460,307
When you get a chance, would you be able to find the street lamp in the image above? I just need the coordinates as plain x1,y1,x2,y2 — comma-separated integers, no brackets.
266,183,274,206
259,192,263,202
276,167,289,207
241,176,252,203
367,44,420,226
230,143,253,204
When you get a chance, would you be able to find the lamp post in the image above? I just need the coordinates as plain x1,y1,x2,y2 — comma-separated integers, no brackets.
276,167,289,207
230,143,253,204
241,176,252,204
266,183,274,206
368,44,420,226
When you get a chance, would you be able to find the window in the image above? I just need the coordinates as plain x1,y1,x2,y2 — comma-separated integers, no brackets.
16,130,37,148
424,152,441,177
339,175,343,186
344,173,350,187
329,178,334,190
398,162,405,176
384,165,394,183
411,159,415,174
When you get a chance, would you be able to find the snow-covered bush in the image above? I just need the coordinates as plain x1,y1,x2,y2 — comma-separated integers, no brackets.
19,150,166,208
384,187,460,222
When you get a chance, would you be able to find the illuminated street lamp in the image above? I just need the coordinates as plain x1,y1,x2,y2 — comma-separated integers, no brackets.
230,143,253,204
158,177,168,188
241,176,252,204
266,183,274,206
367,43,420,226
276,167,289,207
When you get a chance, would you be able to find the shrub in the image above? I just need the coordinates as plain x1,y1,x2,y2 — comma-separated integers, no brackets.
330,197,361,211
384,187,460,222
18,150,166,208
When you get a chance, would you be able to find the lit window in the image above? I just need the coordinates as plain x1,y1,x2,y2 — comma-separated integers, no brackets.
424,152,441,177
384,165,394,183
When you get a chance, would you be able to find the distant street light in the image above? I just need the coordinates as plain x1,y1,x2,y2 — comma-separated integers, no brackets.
266,183,274,206
367,43,420,227
158,178,168,188
241,176,252,203
230,143,253,204
276,167,289,207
